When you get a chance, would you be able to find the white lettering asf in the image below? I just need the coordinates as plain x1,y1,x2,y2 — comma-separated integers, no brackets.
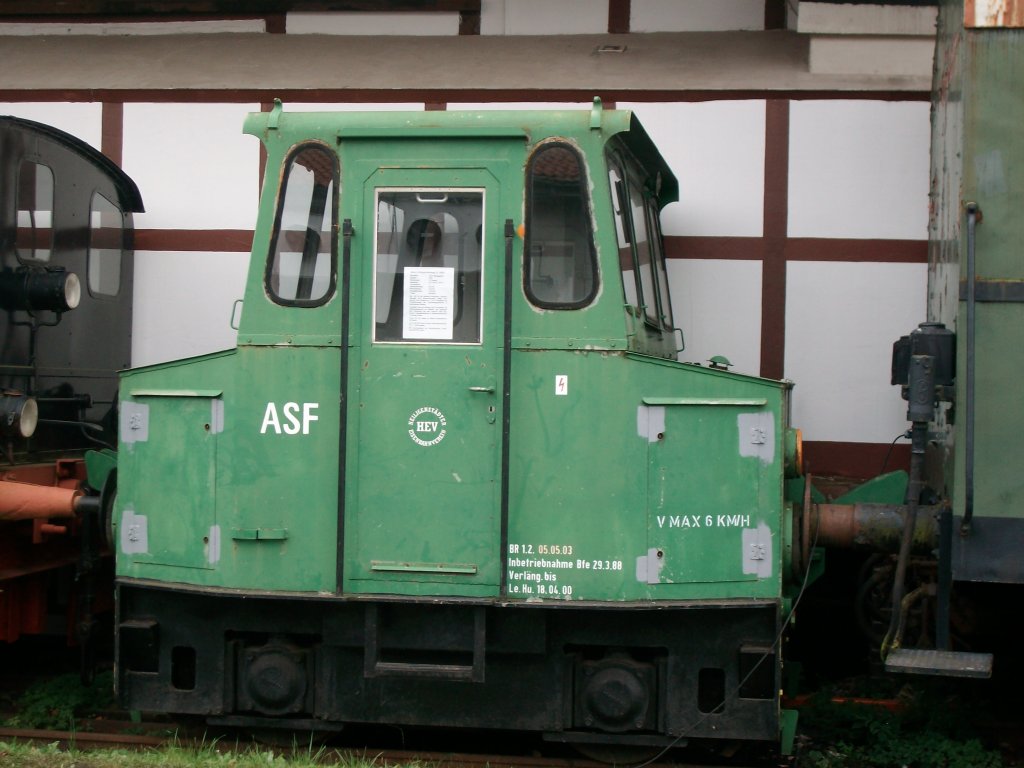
261,402,319,435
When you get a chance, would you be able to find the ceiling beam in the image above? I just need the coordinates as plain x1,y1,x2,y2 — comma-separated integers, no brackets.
0,1,479,17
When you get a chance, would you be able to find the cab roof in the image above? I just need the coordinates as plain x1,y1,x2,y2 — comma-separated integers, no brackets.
244,99,678,207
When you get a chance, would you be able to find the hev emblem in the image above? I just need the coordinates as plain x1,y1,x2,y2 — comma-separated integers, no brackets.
408,406,447,447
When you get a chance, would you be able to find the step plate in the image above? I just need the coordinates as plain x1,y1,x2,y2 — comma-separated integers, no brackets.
885,649,993,678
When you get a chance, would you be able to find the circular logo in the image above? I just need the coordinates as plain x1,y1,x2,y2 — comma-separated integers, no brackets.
408,406,447,447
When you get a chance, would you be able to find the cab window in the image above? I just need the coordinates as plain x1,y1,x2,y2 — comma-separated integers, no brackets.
266,144,337,306
524,142,598,309
607,151,674,330
16,161,54,263
648,199,674,329
88,192,124,297
373,189,483,344
628,175,661,326
608,165,639,308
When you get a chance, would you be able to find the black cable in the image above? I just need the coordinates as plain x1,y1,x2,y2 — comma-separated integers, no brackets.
880,430,911,475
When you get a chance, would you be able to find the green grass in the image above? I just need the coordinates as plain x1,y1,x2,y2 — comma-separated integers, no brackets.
0,740,433,768
795,680,1006,768
0,674,440,767
3,671,116,731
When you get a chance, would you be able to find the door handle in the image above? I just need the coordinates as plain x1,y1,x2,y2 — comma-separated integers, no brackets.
469,385,496,424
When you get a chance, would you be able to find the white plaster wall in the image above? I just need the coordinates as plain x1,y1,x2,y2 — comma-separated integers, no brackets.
797,2,937,34
0,102,102,150
122,103,259,231
808,37,935,78
669,258,762,376
481,0,609,34
785,261,927,443
788,100,930,240
286,12,460,35
621,101,766,237
631,0,766,31
132,251,250,366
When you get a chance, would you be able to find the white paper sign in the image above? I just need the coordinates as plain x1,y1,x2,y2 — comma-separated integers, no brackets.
403,267,455,340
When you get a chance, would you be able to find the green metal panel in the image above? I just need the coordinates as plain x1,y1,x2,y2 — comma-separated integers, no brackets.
953,27,1024,523
952,302,1024,518
507,351,785,602
647,400,775,586
931,3,1024,526
119,393,217,570
116,347,341,593
506,351,647,601
219,346,340,593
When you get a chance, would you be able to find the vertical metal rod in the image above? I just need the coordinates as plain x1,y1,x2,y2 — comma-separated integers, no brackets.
962,203,979,535
336,219,353,593
883,355,934,657
499,219,514,597
883,421,927,657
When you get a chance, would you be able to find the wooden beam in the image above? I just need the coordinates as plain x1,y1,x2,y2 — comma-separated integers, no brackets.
0,1,480,17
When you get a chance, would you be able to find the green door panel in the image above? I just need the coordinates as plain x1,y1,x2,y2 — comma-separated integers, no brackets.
645,404,773,584
343,156,521,597
119,394,218,569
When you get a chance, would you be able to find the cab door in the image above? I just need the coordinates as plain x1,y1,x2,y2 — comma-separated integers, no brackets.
343,153,518,598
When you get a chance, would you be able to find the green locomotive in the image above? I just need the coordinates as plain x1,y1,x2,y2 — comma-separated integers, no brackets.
113,100,806,751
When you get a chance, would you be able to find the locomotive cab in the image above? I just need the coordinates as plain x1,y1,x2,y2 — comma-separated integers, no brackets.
115,101,804,752
1,115,141,646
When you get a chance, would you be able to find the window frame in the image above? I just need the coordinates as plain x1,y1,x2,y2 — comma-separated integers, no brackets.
523,140,600,310
264,142,339,309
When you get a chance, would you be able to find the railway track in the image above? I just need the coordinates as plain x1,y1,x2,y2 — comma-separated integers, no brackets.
0,725,167,750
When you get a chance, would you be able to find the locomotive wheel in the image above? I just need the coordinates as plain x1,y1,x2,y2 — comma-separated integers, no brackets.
855,555,931,650
855,554,893,647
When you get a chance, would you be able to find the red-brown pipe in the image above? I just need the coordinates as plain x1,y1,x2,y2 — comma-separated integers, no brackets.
0,479,80,521
811,503,939,553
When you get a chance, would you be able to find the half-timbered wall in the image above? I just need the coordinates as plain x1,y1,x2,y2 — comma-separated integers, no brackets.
0,0,935,477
